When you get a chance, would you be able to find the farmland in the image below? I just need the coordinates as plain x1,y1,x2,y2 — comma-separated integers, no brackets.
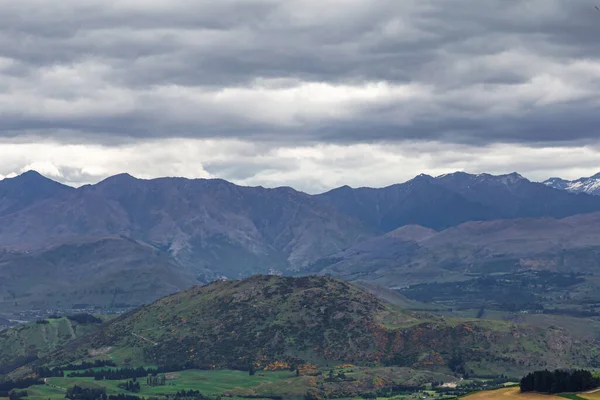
463,387,600,399
464,387,556,398
17,367,459,400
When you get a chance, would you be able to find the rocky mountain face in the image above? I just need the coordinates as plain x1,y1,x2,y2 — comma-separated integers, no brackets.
543,173,600,196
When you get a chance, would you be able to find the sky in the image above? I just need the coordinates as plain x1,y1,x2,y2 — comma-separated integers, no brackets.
1,0,600,193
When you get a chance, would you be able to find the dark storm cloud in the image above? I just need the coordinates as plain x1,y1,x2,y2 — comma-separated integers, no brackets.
0,0,599,145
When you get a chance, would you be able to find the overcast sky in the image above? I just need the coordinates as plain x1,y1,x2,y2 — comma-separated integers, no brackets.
1,0,600,193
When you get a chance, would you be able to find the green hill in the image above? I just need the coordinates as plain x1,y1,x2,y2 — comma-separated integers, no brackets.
46,276,600,378
0,316,105,374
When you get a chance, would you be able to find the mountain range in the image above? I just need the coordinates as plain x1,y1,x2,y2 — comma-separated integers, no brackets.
2,170,600,312
543,173,600,196
312,213,600,287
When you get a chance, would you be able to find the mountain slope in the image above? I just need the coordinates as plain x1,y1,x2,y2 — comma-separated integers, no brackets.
544,173,600,196
318,172,600,231
315,212,600,287
85,174,371,273
436,172,600,219
3,170,600,312
0,235,195,311
317,175,496,231
0,316,104,374
0,173,371,281
47,276,600,377
0,171,74,217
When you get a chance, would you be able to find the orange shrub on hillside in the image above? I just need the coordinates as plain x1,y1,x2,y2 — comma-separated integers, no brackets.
263,360,291,371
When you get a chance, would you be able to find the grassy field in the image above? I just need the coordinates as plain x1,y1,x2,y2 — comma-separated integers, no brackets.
24,375,600,400
21,367,458,400
40,370,298,399
24,384,68,400
462,387,600,399
578,391,600,399
464,387,557,399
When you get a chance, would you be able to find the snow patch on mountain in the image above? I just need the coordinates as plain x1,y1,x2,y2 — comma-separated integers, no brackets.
543,173,600,195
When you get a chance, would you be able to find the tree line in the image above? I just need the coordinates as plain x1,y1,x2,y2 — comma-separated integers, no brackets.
66,385,224,400
68,364,190,380
118,380,141,393
66,385,143,400
520,369,600,394
39,359,117,378
69,367,157,380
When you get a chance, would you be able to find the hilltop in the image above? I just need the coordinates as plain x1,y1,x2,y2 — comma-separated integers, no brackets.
46,276,600,378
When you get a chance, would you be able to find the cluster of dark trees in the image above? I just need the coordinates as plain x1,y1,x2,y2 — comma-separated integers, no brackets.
520,369,600,394
69,367,158,380
66,385,107,400
324,370,355,383
146,375,165,387
108,395,145,400
8,390,27,400
39,359,117,378
67,314,103,324
37,366,65,378
118,380,141,393
65,386,144,400
69,365,190,380
0,378,43,397
65,387,142,400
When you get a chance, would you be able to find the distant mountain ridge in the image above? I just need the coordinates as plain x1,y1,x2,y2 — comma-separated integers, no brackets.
313,211,600,287
318,171,600,230
2,170,600,311
543,173,600,196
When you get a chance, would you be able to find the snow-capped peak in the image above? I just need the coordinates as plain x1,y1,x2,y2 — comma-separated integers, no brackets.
543,173,600,196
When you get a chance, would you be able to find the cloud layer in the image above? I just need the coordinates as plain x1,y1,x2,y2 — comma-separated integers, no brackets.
1,0,600,189
2,139,600,193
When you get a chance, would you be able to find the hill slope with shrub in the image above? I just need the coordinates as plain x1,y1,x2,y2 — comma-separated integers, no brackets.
46,276,600,378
